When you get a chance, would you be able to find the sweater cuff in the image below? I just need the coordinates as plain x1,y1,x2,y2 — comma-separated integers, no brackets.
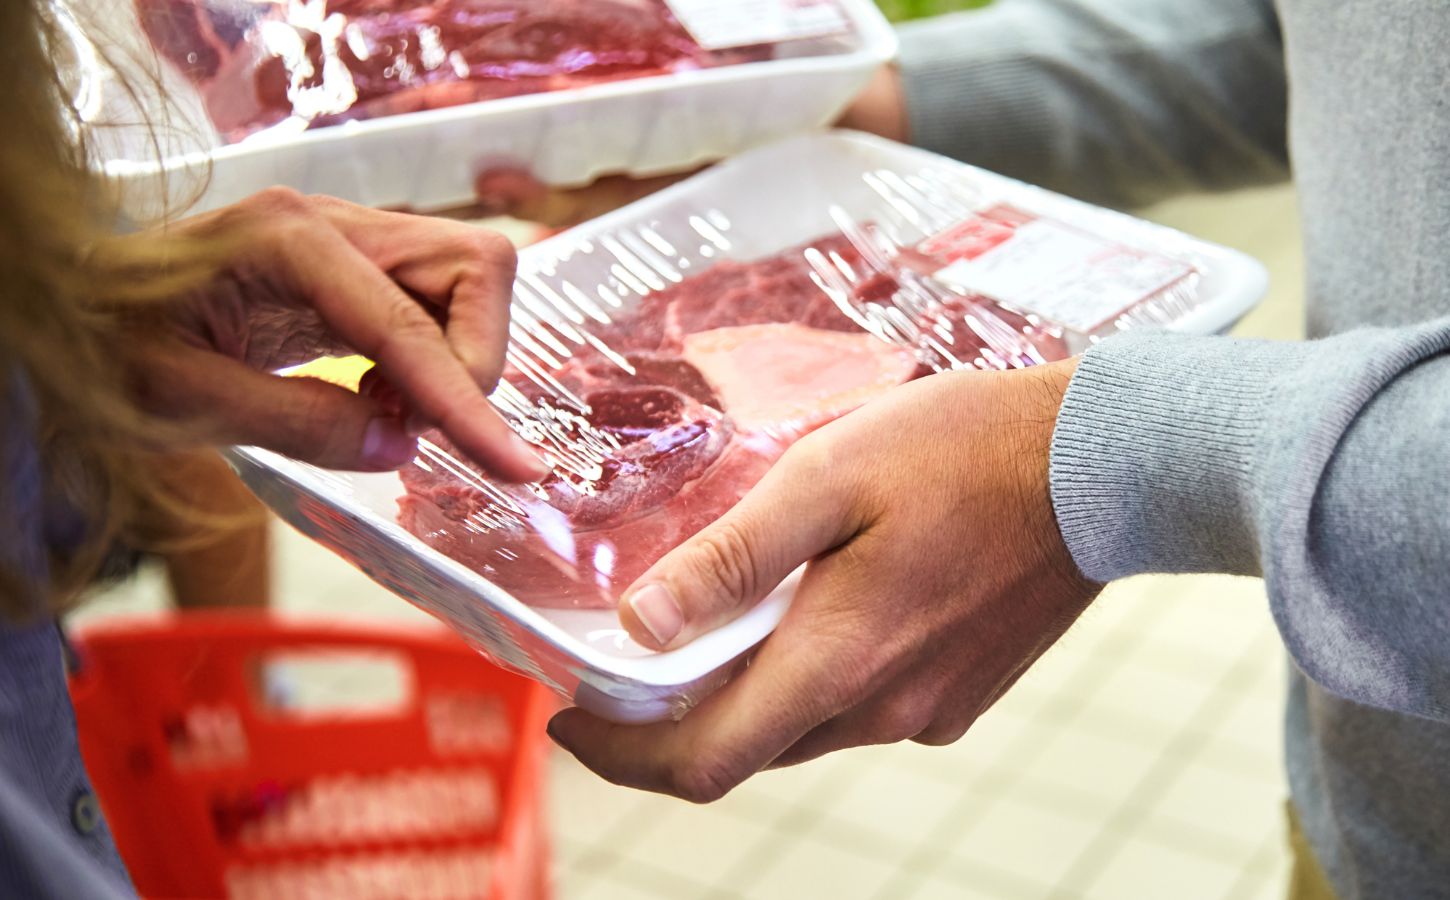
896,11,1060,172
1048,330,1311,582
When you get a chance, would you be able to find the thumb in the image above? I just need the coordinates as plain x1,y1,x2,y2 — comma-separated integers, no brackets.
619,447,860,651
154,347,419,472
230,372,420,472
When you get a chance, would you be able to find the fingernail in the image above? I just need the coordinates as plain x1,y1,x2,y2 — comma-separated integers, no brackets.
627,583,683,648
512,434,552,480
362,418,418,470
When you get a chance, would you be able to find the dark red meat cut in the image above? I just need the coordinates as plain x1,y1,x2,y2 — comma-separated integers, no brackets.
397,232,1071,610
587,233,865,356
398,351,781,609
134,0,773,142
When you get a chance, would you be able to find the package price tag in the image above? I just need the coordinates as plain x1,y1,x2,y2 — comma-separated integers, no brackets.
666,0,850,50
923,206,1196,333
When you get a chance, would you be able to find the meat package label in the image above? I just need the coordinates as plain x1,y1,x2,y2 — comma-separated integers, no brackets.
923,206,1195,334
665,0,850,50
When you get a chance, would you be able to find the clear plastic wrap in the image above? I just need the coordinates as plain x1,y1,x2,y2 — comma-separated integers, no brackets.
130,0,820,144
230,132,1268,723
74,0,894,215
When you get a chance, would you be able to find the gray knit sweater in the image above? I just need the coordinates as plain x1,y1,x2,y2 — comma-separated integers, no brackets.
898,0,1450,896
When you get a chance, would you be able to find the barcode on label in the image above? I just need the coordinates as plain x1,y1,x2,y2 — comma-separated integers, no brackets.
666,0,850,51
921,206,1195,333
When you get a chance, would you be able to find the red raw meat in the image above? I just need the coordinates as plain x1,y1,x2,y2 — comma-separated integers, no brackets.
398,350,785,609
134,0,772,142
596,236,863,354
398,232,1070,609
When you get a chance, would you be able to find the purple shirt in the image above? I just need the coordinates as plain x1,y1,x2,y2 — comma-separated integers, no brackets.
1,371,135,897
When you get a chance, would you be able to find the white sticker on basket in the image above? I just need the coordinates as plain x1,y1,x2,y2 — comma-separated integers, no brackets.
924,208,1194,333
666,0,850,50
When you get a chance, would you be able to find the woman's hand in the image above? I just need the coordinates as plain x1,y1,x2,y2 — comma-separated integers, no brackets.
547,359,1100,802
120,188,548,480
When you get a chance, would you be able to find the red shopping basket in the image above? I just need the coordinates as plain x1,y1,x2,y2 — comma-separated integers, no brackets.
67,613,554,900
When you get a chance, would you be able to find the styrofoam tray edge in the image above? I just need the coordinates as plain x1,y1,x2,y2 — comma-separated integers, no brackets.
229,445,792,688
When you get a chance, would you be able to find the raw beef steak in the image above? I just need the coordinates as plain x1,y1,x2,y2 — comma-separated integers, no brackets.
399,334,915,609
398,232,1069,609
134,0,772,141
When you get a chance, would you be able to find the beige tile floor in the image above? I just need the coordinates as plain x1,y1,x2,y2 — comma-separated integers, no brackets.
76,183,1307,900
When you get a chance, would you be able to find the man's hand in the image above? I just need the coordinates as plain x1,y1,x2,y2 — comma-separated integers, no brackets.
548,359,1099,802
472,168,697,230
837,64,908,143
118,189,548,480
468,63,908,231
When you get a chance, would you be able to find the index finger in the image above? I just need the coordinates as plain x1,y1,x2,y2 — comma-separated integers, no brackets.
549,557,876,803
280,220,547,483
310,201,517,392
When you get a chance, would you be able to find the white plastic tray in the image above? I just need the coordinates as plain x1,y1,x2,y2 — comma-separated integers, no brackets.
230,132,1268,724
94,0,897,217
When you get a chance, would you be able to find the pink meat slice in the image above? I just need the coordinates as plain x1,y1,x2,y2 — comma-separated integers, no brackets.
682,324,921,439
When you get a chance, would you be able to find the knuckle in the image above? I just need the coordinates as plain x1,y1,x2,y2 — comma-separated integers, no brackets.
278,378,353,462
304,192,348,212
829,653,883,708
874,695,936,744
385,294,443,337
804,634,892,717
781,432,834,482
452,231,518,309
371,298,444,364
246,185,311,216
847,639,900,690
689,519,764,607
267,217,314,251
476,230,518,269
805,670,882,732
912,722,969,748
465,354,506,394
212,187,315,242
667,754,739,805
780,430,871,517
452,230,517,278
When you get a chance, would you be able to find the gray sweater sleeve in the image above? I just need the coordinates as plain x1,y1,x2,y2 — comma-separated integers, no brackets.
1051,322,1450,723
896,0,1290,207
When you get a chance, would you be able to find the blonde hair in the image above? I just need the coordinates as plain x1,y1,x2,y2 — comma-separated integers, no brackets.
0,0,219,616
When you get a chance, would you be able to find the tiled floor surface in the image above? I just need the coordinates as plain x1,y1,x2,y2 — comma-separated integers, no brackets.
545,573,1292,900
77,183,1306,899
